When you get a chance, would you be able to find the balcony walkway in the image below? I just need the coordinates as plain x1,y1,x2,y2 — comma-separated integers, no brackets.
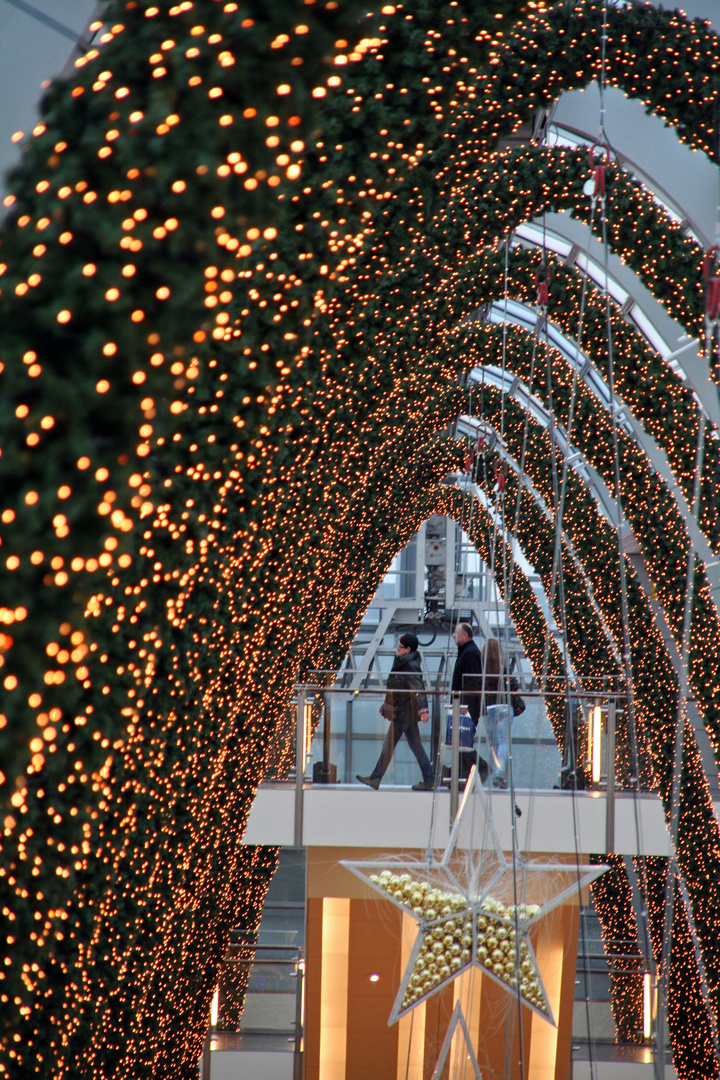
243,782,675,856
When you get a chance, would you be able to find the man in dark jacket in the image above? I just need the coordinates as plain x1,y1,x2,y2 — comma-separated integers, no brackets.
357,633,435,791
451,623,489,781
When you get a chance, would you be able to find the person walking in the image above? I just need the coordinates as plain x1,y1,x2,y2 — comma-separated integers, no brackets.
481,637,512,788
357,633,435,791
451,623,489,782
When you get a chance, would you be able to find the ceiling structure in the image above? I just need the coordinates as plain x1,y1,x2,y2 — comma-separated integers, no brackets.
0,0,100,200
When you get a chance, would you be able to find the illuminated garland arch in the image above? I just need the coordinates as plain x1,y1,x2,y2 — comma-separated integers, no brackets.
2,0,720,1076
435,480,712,1062
460,380,720,979
467,244,709,508
438,461,645,1039
438,447,720,1070
460,319,720,758
316,157,720,770
324,126,720,752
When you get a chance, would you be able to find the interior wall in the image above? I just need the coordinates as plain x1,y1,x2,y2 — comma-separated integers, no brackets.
305,848,583,1080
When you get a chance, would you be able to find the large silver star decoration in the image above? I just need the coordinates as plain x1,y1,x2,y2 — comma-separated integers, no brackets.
342,768,606,1025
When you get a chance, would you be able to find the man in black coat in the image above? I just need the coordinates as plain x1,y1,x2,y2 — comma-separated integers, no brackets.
357,633,435,791
451,622,489,781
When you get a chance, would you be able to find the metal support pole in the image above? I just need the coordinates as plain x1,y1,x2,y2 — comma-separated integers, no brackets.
344,697,353,784
431,658,445,767
200,1022,212,1080
605,700,616,852
295,692,306,847
293,956,305,1080
322,690,331,775
450,693,460,824
312,689,337,783
445,517,456,615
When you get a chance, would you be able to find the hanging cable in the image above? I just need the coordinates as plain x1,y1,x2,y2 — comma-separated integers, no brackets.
656,380,720,1066
0,0,79,42
592,3,663,1069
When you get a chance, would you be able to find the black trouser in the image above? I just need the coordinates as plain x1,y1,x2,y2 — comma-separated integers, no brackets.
371,718,433,783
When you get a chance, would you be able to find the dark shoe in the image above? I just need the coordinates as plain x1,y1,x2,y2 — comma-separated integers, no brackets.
412,780,435,791
493,775,507,789
357,774,380,790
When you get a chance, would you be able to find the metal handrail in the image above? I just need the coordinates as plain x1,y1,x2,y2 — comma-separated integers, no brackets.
202,943,306,1080
287,684,628,844
296,682,626,699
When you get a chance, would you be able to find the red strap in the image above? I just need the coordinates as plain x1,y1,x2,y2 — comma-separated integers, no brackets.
704,248,720,320
495,461,508,492
703,246,720,283
708,279,720,321
588,142,611,198
535,264,551,307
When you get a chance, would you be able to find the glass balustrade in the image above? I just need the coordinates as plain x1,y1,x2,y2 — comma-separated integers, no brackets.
263,678,641,796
